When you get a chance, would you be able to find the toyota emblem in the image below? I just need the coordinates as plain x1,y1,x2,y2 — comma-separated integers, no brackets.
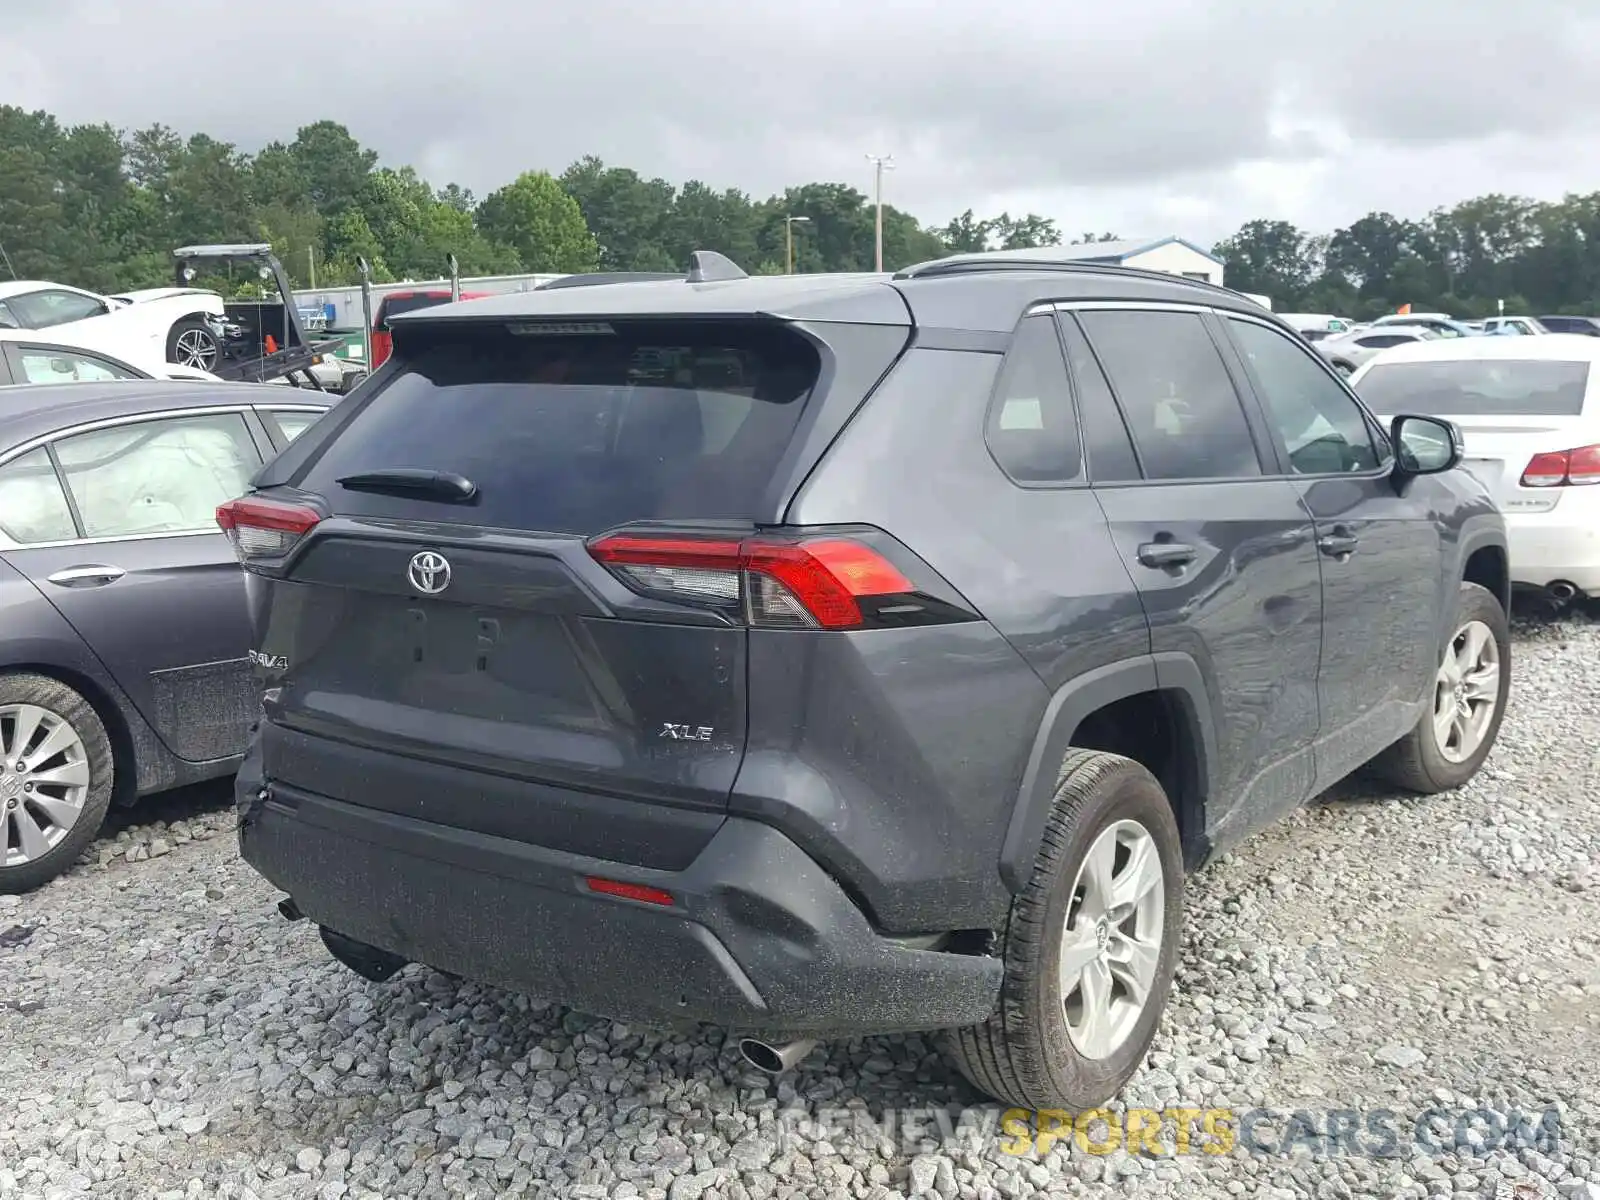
407,551,452,594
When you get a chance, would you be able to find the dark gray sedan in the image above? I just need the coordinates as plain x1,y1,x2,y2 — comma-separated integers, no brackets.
0,381,331,891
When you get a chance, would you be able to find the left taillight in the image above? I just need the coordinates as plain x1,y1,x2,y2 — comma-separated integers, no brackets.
587,530,972,630
216,496,321,562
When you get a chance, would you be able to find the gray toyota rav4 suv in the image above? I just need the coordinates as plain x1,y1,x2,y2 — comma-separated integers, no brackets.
225,249,1511,1109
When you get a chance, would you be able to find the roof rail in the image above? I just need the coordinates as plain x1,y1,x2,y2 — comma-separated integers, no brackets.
894,253,1255,306
687,250,748,284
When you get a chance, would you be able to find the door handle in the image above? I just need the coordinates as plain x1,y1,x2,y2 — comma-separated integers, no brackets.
1317,532,1359,559
1137,541,1198,569
45,565,126,588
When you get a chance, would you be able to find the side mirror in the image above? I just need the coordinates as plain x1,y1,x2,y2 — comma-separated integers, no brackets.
1391,414,1463,477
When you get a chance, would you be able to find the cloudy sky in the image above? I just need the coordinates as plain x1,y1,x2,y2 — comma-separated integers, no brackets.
7,0,1600,244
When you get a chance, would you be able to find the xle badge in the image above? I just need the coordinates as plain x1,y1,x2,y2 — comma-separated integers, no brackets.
660,723,713,742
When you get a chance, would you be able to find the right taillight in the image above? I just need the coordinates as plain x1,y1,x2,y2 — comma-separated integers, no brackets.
1521,445,1600,488
216,496,322,562
587,530,969,630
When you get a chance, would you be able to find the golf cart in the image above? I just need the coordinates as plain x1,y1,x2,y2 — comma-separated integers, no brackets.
173,244,356,391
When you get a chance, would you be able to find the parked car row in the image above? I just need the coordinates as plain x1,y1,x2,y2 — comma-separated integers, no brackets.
2,245,1593,1120
0,383,330,890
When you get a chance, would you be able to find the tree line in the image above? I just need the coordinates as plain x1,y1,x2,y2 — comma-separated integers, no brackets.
2,107,1597,319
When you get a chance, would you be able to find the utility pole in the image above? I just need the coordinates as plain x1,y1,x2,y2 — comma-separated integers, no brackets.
307,246,316,290
865,154,894,271
785,215,810,274
0,239,16,280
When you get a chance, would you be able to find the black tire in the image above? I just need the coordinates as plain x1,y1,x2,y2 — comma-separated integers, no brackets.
1368,581,1510,793
0,673,115,894
944,749,1183,1110
166,317,219,371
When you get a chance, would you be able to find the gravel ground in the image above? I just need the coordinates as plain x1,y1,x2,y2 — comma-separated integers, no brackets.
2,611,1598,1200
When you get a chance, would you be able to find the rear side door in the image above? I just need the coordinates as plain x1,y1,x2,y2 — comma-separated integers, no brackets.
0,407,269,762
1069,303,1325,843
1220,313,1443,788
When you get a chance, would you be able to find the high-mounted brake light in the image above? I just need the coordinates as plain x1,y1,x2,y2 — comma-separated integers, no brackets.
216,496,321,560
588,532,918,630
1521,444,1600,488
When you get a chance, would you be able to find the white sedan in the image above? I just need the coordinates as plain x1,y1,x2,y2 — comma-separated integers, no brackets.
1351,335,1600,603
0,280,226,373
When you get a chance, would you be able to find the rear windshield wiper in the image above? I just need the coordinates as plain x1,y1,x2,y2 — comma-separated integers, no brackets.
335,469,479,503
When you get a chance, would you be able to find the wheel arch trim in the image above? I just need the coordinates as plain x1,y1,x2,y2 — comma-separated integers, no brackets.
999,653,1217,893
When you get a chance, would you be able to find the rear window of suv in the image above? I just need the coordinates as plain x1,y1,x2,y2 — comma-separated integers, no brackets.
295,319,821,534
1357,359,1591,416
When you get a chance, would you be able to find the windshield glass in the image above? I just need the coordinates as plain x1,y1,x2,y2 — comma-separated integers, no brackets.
1357,359,1591,416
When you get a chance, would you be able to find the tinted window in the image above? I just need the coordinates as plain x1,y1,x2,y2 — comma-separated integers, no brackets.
1078,310,1262,481
0,448,77,544
1539,317,1598,335
1228,319,1380,475
984,314,1080,484
14,348,142,384
54,413,262,537
7,289,108,328
1059,315,1140,482
297,320,821,533
1356,335,1411,349
1357,359,1591,417
0,302,18,329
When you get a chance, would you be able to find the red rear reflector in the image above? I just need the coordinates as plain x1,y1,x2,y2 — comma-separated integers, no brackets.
587,533,914,629
585,876,675,906
216,496,321,559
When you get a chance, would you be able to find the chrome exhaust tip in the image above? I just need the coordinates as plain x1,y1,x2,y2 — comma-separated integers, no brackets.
1549,581,1579,603
738,1037,818,1075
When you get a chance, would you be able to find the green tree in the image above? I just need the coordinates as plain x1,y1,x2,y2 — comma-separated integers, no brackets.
288,120,377,217
989,213,1061,250
666,180,760,271
940,210,992,253
322,208,390,284
559,157,676,270
475,171,598,273
1213,219,1317,303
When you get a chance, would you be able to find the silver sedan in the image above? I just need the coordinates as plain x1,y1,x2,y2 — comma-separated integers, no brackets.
1314,326,1437,376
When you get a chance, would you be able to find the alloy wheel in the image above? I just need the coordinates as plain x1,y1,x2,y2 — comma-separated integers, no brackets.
1432,619,1501,763
0,704,92,868
174,327,219,370
1059,818,1165,1060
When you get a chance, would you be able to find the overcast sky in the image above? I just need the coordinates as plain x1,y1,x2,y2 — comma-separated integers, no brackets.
7,0,1600,245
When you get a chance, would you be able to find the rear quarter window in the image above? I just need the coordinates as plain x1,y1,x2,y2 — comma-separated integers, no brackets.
294,319,822,534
